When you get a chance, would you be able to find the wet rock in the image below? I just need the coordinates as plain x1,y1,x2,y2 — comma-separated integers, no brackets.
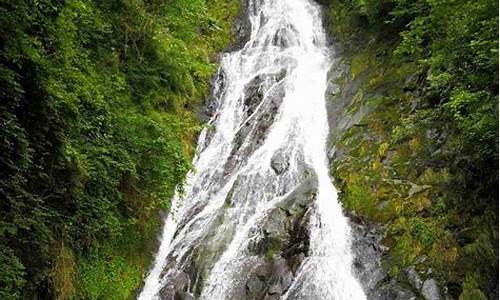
348,216,417,300
263,294,280,300
198,0,252,149
267,282,281,295
243,257,294,300
404,266,423,290
347,212,442,300
282,207,311,259
328,83,341,95
415,255,428,264
246,276,266,297
240,176,317,299
243,75,266,116
160,201,237,298
268,258,293,294
325,62,373,152
264,209,287,236
287,253,305,274
223,72,287,176
249,177,316,261
242,70,287,116
274,259,293,290
422,278,441,300
229,0,251,52
198,70,225,154
182,293,195,300
231,120,253,152
270,151,289,175
173,202,207,238
272,25,299,48
223,155,239,176
158,270,191,300
244,261,271,299
200,70,225,122
349,218,387,295
278,175,317,209
373,280,417,300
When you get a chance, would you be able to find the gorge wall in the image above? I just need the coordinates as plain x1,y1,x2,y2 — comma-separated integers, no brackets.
320,0,498,299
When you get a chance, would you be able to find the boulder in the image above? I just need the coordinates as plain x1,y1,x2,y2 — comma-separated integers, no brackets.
404,266,423,290
422,278,441,300
270,151,289,175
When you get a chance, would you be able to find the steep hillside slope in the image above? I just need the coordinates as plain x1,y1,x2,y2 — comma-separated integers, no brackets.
0,0,238,298
323,0,498,299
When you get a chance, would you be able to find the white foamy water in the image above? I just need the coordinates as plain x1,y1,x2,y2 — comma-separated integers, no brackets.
138,0,366,299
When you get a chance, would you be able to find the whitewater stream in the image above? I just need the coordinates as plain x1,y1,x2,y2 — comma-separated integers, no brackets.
138,0,366,299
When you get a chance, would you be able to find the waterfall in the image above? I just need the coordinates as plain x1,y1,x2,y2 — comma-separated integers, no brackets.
138,0,366,299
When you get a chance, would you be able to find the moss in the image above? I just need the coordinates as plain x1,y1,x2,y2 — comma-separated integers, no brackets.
263,236,282,261
350,51,370,79
75,215,161,300
459,274,489,300
0,0,240,298
324,2,498,295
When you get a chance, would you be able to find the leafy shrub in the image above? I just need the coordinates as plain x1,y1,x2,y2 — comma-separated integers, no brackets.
326,0,498,297
0,0,238,298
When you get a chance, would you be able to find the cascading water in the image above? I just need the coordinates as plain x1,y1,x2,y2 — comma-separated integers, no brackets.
138,0,366,299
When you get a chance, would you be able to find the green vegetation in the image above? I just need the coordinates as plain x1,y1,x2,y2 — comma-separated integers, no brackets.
0,0,239,298
262,236,283,261
324,0,498,298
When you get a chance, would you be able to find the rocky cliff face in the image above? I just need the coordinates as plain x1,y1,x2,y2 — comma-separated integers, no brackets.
323,23,449,300
319,0,499,298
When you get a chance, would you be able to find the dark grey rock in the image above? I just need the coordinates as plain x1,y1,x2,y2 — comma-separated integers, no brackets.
158,270,191,300
349,218,388,297
263,294,280,300
246,276,266,296
272,24,299,48
373,280,417,300
240,257,294,300
268,282,281,295
243,75,266,116
183,293,195,300
223,71,287,176
404,266,423,290
325,58,373,154
270,151,289,175
268,258,293,294
229,0,251,52
248,176,317,262
348,213,422,300
238,177,317,299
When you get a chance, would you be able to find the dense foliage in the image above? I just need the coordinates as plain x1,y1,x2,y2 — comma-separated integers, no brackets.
324,0,498,298
0,0,238,298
